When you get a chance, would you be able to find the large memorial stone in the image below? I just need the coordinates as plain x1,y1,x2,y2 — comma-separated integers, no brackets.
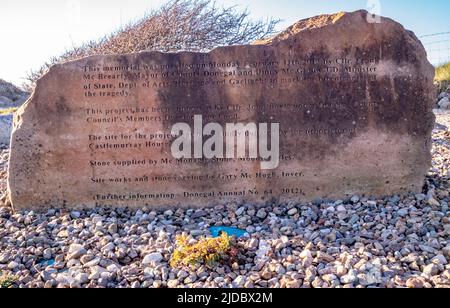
8,10,435,210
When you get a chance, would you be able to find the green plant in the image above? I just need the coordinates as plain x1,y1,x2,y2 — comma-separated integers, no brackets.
0,272,16,288
170,232,232,268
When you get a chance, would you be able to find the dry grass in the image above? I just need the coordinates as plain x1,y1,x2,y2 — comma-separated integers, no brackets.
24,0,279,91
436,62,450,92
0,272,16,288
0,107,18,115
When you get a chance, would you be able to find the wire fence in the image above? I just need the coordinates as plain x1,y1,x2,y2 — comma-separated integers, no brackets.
419,31,450,66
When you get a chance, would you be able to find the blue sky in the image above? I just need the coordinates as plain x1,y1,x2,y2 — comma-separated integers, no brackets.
1,0,449,85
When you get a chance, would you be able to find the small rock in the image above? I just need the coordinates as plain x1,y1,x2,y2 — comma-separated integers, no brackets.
184,274,197,284
108,223,118,235
142,252,163,266
43,248,52,260
427,197,440,207
286,280,301,288
7,261,19,270
167,280,178,288
373,242,384,251
390,195,401,204
419,245,436,254
107,263,120,273
256,209,267,219
397,208,409,217
415,194,426,201
191,210,207,219
190,230,204,236
348,214,359,225
317,252,335,262
164,210,174,217
177,270,189,280
233,275,246,288
443,246,450,258
358,272,381,286
422,263,439,276
350,195,360,204
70,211,81,219
67,244,87,260
438,96,450,109
261,268,272,280
247,238,259,250
335,265,347,277
406,277,424,288
44,280,55,288
340,270,357,284
336,205,346,213
57,230,69,238
235,207,245,216
439,91,449,99
102,242,115,252
287,208,298,216
0,253,9,264
74,273,89,285
442,203,449,213
443,270,450,280
83,257,100,268
40,269,56,282
431,255,447,266
322,274,337,282
300,249,312,260
98,278,108,288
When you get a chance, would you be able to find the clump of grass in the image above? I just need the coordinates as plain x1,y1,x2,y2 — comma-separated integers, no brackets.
436,62,450,82
0,272,16,288
435,62,450,92
170,233,233,268
0,107,18,115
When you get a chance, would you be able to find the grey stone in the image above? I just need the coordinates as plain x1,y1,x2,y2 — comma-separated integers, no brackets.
0,115,12,146
397,208,409,217
431,255,447,266
438,97,450,110
256,209,267,219
0,253,10,264
235,207,245,216
7,261,19,269
349,214,360,225
350,196,360,204
423,263,439,276
67,244,87,260
142,252,163,266
287,208,298,216
232,275,246,288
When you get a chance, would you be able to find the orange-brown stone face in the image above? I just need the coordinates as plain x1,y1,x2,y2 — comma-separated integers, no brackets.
7,10,435,210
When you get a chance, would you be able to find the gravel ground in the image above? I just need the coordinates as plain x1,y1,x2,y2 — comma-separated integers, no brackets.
0,114,449,288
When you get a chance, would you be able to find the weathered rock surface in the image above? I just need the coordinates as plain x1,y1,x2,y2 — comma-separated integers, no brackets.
0,79,28,108
438,97,450,110
0,115,13,146
8,10,435,210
